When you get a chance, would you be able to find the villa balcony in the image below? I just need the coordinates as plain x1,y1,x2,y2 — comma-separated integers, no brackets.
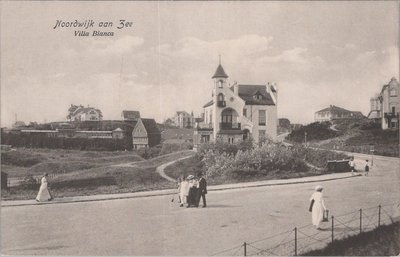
384,112,399,119
217,101,226,107
196,123,213,130
220,122,241,130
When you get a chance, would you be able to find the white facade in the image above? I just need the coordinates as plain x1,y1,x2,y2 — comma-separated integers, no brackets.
195,63,278,145
380,78,399,129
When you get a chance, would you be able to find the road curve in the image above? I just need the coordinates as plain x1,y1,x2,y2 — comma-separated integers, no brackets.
156,154,195,182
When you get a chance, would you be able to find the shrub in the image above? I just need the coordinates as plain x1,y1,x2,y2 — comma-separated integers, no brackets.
287,122,339,143
197,138,254,157
199,141,310,178
137,146,162,159
160,142,193,155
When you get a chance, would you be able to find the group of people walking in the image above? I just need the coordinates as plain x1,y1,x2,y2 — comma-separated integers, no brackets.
349,157,370,176
177,172,207,208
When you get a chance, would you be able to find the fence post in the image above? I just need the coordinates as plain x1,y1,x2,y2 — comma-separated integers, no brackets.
360,209,362,233
378,205,381,227
243,242,246,256
294,227,297,256
331,215,334,243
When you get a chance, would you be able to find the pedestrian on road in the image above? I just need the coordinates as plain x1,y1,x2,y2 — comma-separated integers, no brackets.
187,175,198,208
349,157,356,176
309,185,327,230
196,172,207,208
179,175,189,207
36,173,53,202
364,160,370,176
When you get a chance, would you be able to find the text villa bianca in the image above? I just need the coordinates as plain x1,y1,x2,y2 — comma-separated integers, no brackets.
53,19,133,37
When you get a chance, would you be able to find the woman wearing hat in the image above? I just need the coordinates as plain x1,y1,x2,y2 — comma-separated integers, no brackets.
309,185,327,229
186,175,198,208
35,173,53,202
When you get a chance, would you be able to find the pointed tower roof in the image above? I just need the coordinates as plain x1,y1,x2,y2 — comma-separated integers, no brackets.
212,64,229,79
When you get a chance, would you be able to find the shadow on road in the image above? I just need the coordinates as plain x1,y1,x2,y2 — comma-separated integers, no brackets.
205,204,241,208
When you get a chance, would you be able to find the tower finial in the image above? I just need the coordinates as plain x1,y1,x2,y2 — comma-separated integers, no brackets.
219,54,221,65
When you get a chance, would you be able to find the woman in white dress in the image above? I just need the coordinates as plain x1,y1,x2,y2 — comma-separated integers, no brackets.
179,176,190,207
36,173,53,202
309,185,327,229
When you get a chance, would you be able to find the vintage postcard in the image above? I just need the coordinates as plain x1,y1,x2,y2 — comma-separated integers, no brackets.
1,1,399,256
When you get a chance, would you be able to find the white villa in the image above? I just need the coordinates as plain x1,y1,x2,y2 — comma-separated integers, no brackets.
194,62,278,146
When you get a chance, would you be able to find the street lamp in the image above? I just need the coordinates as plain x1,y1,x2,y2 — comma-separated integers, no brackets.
370,145,374,166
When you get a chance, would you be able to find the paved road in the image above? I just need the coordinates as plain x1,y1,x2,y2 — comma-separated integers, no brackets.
1,155,399,256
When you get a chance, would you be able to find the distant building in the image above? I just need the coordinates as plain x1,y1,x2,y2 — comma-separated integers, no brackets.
122,110,141,121
367,94,382,122
67,104,103,122
194,61,278,146
314,105,365,122
378,78,399,129
174,111,195,128
132,118,161,149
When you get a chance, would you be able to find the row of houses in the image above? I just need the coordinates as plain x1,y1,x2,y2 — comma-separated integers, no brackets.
7,110,161,149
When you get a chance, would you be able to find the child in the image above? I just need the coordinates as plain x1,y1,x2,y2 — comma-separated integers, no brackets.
179,176,190,207
349,157,356,176
364,160,370,176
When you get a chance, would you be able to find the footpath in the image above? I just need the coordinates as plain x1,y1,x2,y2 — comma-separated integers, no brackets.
2,172,361,207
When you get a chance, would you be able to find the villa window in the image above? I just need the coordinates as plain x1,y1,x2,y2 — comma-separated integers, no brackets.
392,106,396,114
390,88,398,97
259,110,266,126
243,109,247,118
218,93,225,101
218,80,223,88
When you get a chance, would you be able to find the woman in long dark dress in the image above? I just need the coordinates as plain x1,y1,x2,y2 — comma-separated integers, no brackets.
187,175,199,207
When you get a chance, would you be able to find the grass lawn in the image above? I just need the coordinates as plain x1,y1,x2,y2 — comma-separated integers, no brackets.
303,222,400,256
1,148,193,200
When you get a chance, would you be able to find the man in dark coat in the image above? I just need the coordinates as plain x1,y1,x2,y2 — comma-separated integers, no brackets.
196,172,207,208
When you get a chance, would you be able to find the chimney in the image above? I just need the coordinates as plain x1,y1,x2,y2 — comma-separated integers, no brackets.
233,81,238,95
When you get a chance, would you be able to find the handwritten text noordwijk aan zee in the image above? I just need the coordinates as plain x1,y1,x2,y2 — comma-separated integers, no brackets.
53,19,133,37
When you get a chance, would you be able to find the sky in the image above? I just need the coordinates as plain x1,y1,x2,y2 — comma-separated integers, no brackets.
1,1,399,127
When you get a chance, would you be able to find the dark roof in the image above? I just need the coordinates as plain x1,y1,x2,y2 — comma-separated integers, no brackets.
316,105,351,114
237,85,275,105
141,118,161,135
74,107,103,117
176,111,190,116
212,64,229,79
122,110,141,119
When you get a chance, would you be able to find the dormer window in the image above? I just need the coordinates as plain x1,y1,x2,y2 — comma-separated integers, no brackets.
253,92,263,100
